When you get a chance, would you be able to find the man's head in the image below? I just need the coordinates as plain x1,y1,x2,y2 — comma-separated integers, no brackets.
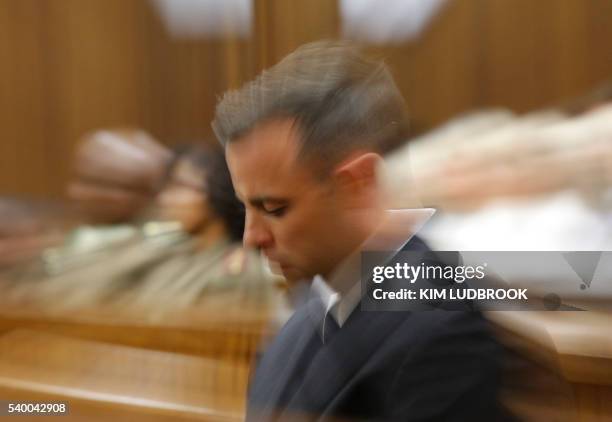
213,41,409,281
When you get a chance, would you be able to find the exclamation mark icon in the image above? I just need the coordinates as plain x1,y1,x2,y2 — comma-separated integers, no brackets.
562,252,602,290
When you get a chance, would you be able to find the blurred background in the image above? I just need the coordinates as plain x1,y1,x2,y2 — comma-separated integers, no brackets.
1,0,611,421
3,0,612,197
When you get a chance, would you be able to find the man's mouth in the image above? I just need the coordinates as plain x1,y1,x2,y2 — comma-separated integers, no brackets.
262,252,282,270
263,250,280,264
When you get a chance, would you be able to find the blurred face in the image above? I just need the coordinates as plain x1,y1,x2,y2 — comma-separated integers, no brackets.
226,119,367,282
155,159,209,232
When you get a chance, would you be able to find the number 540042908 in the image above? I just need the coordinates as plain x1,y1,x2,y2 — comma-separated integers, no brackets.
6,402,68,415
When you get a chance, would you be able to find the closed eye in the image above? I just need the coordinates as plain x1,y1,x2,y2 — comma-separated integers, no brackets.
248,197,290,217
263,204,288,217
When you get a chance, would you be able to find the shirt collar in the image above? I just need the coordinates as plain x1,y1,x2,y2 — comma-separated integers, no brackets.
310,208,435,328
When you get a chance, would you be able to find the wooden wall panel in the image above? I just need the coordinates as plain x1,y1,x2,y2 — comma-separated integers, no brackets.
0,1,48,195
40,0,154,196
477,0,591,111
2,0,612,197
373,0,612,133
373,0,484,133
0,0,257,197
253,0,339,69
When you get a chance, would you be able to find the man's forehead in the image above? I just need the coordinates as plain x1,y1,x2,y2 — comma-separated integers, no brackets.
228,119,307,171
225,118,314,196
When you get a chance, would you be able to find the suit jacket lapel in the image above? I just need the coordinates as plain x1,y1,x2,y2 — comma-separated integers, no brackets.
253,298,322,417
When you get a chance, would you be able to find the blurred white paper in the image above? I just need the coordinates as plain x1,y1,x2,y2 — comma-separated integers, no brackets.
340,0,449,44
151,0,252,39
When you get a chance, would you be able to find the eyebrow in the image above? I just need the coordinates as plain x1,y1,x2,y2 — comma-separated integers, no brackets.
248,196,289,208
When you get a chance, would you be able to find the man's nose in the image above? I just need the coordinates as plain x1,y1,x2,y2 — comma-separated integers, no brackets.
243,212,273,249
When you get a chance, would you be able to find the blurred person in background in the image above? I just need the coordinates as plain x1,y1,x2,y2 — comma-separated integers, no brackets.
214,40,508,421
67,128,172,224
383,83,612,253
1,134,280,323
0,198,72,268
8,128,176,275
2,129,172,277
113,144,280,318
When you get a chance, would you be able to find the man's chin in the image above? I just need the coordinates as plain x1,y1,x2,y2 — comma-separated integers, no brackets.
263,257,294,279
279,264,302,282
262,255,310,283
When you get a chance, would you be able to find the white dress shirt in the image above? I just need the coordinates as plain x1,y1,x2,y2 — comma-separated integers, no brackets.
311,208,435,335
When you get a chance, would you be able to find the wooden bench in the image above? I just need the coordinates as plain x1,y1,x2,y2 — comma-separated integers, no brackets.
0,329,249,421
0,303,275,363
487,310,612,422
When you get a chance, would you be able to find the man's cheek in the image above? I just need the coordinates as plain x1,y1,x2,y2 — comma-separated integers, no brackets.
278,215,305,239
278,228,310,259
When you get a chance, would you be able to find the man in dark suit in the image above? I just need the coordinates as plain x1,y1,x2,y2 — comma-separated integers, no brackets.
212,41,508,421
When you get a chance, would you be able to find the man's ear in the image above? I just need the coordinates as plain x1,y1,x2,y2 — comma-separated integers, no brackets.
332,152,382,201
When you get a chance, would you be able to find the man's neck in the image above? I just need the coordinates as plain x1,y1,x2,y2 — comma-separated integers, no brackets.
312,207,436,326
319,207,435,288
320,205,386,283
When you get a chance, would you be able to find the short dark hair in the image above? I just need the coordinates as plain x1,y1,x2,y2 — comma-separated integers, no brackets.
212,40,410,175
